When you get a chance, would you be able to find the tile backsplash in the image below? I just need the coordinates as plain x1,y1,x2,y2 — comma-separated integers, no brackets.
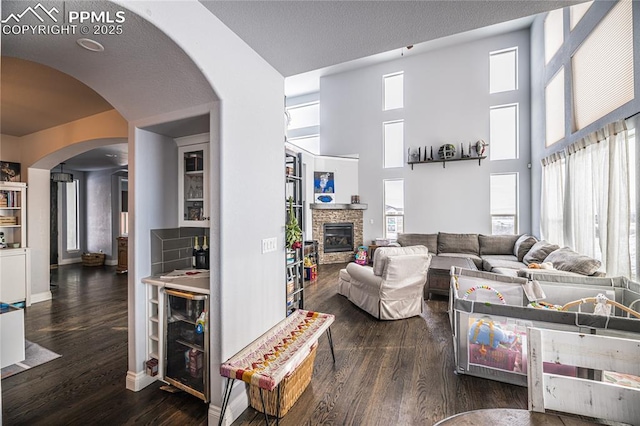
150,227,209,276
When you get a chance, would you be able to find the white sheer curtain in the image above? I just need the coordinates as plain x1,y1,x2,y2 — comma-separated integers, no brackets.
540,153,565,246
564,121,631,277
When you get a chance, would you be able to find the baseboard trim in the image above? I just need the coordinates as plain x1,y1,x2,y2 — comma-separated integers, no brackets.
208,385,249,426
30,291,52,304
126,370,157,392
58,257,82,265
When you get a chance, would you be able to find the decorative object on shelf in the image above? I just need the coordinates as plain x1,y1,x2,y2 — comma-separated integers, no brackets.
286,196,302,250
461,143,470,158
428,146,433,161
0,162,21,182
408,148,420,163
438,144,456,160
475,139,489,157
315,194,334,204
0,232,6,249
351,195,360,204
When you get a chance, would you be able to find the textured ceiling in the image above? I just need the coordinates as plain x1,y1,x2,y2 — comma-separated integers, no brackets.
60,142,128,172
1,0,217,124
201,0,584,77
1,57,114,137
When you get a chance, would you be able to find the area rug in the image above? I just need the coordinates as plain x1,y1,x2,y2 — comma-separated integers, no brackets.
1,340,61,379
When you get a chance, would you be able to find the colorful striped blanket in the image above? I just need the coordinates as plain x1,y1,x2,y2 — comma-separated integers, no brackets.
220,310,334,391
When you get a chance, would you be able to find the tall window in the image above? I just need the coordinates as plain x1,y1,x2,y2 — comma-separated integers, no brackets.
66,180,80,251
570,1,593,30
572,0,633,131
383,120,404,168
383,72,404,110
544,8,564,64
489,104,519,160
384,179,404,239
545,67,565,146
490,173,518,235
490,47,518,94
286,101,319,130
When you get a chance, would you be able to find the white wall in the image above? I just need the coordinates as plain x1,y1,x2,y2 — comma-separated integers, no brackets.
120,2,284,422
313,156,359,204
128,127,178,387
85,168,124,262
321,29,532,243
26,168,52,303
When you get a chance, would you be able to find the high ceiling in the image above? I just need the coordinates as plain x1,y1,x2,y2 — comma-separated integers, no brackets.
1,0,584,169
201,0,583,77
1,57,114,137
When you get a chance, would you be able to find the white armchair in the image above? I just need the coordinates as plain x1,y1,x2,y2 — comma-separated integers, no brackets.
344,245,431,320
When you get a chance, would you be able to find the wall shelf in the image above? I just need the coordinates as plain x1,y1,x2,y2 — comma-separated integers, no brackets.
407,156,487,170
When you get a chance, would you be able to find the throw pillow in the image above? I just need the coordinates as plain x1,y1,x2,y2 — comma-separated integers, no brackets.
522,240,560,265
544,247,602,276
513,234,538,262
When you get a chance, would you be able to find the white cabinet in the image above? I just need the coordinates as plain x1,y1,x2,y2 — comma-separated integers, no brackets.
0,182,30,306
176,134,210,227
0,304,25,368
0,248,30,305
0,182,27,249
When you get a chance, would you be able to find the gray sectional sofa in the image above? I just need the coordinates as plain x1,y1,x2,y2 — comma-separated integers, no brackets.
396,232,605,278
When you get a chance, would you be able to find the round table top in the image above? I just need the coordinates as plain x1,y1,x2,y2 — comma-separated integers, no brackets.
434,409,599,426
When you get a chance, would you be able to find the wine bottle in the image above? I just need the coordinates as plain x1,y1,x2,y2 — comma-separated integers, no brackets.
202,235,210,269
192,236,200,268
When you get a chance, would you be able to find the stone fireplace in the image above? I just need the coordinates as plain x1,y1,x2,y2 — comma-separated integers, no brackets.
311,203,366,264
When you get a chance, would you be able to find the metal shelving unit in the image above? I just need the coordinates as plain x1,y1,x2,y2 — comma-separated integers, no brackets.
285,150,304,316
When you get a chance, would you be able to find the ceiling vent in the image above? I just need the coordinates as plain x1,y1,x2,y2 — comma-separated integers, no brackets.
51,163,74,183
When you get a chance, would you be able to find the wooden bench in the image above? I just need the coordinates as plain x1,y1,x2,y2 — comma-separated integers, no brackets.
218,310,335,425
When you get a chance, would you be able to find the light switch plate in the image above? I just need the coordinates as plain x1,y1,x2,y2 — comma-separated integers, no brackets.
262,237,277,253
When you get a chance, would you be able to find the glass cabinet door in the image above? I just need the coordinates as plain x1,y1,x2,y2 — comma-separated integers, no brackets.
164,289,209,402
178,142,209,227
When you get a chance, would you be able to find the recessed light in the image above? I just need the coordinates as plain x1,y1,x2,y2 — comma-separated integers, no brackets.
77,38,104,52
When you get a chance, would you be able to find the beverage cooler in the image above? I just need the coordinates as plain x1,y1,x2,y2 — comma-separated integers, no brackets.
164,289,209,402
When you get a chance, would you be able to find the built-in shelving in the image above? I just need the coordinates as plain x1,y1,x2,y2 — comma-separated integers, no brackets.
285,150,304,316
408,156,487,170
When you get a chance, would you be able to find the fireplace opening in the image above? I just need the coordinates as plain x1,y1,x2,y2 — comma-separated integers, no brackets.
323,223,354,253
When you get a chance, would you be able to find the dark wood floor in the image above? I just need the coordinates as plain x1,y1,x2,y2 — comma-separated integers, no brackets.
2,263,527,425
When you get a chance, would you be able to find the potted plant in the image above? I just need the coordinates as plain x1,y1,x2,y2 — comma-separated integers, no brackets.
286,196,302,250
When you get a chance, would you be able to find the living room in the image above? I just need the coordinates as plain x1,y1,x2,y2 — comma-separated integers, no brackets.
1,1,639,425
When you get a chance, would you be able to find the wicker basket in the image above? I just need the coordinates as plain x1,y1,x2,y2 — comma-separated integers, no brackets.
249,345,317,418
82,253,106,266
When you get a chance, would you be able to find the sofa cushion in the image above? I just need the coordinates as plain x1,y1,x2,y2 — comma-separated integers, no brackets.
372,245,429,276
437,253,483,270
397,233,438,253
543,247,602,276
522,240,560,265
492,267,520,277
437,233,479,255
479,234,519,255
482,257,526,272
513,234,538,262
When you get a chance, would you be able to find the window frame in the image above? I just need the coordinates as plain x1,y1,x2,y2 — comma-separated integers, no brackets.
383,179,405,240
489,47,519,94
383,71,404,111
489,103,520,161
490,172,519,235
383,119,405,168
65,179,80,252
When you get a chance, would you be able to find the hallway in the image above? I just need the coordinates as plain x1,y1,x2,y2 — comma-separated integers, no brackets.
1,264,208,425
